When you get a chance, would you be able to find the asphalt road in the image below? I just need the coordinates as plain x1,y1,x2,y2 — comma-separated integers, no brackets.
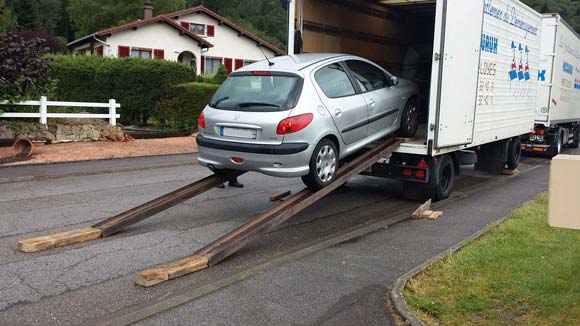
0,150,568,325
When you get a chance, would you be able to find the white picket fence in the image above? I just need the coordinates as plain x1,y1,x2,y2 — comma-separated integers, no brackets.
0,96,121,126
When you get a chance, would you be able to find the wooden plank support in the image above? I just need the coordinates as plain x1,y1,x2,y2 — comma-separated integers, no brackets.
135,138,402,286
135,255,209,287
17,171,244,253
17,228,102,253
411,199,431,219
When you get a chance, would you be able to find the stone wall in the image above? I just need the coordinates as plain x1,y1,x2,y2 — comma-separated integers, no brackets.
0,121,124,142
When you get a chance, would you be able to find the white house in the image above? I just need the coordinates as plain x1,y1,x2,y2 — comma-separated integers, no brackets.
66,4,285,75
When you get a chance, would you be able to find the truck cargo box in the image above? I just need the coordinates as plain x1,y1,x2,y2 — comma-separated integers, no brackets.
536,14,580,126
289,0,542,156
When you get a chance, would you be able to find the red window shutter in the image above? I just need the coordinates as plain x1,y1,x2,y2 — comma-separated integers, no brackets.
201,55,205,74
154,49,164,59
207,25,215,37
234,59,244,70
224,58,233,75
180,22,190,30
118,45,130,58
96,46,103,57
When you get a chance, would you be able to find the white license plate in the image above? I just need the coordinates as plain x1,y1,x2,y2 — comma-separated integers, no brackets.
529,134,544,142
220,127,257,139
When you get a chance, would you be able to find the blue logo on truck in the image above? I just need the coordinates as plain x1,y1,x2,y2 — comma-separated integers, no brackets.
563,62,574,75
481,34,498,54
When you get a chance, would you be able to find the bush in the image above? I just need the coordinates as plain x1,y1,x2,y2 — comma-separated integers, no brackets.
49,55,197,125
211,64,228,84
0,33,55,103
154,82,220,132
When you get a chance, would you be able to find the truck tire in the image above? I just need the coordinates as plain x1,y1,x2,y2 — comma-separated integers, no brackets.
552,128,563,157
398,99,419,138
402,155,455,202
506,136,522,169
571,127,580,149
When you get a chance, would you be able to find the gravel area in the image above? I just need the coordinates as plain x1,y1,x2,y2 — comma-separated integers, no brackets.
0,137,197,166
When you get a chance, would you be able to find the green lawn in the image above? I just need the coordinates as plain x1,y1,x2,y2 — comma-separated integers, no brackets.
404,194,580,325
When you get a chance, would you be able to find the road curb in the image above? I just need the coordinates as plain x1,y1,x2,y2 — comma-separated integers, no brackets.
389,200,534,325
0,160,197,184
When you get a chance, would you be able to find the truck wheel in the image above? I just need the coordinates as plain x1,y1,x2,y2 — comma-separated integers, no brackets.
398,99,419,138
506,136,522,169
571,128,579,149
302,138,338,190
552,129,563,157
432,154,455,201
402,155,454,202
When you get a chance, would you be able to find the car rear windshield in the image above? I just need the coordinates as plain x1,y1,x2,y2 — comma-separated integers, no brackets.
209,72,303,112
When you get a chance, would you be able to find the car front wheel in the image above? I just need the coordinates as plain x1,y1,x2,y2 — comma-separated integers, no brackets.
302,139,338,190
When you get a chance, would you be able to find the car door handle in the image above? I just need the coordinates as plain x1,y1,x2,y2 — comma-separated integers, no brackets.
368,99,376,108
335,108,343,117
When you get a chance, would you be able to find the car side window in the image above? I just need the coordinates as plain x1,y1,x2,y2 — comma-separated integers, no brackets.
314,63,356,98
345,60,390,92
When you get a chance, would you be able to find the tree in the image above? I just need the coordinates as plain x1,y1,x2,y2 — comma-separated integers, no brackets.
0,33,55,102
211,65,228,84
67,0,187,37
12,0,41,30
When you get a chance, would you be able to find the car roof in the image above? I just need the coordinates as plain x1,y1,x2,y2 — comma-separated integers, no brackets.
237,53,350,73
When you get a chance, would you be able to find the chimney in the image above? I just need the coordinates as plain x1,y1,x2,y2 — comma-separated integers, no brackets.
144,3,153,19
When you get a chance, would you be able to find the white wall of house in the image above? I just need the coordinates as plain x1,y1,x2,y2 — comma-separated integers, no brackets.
175,13,277,72
103,23,203,72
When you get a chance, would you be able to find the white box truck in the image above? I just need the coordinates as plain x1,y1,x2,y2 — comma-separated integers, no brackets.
521,13,580,155
287,0,543,200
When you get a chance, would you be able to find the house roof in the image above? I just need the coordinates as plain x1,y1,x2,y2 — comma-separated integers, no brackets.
67,5,285,56
67,14,214,48
167,5,285,55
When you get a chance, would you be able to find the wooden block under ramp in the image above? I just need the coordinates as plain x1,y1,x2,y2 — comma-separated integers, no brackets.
135,255,209,287
411,199,431,219
17,227,102,253
427,211,443,220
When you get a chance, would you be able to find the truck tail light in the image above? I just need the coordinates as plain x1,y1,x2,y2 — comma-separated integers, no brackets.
402,168,413,178
276,113,313,135
415,170,426,180
417,159,428,169
198,111,206,129
534,129,545,135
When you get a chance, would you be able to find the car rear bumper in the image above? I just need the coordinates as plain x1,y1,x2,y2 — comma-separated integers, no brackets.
196,136,312,178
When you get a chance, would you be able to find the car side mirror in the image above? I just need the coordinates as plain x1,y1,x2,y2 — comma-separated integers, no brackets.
390,76,399,87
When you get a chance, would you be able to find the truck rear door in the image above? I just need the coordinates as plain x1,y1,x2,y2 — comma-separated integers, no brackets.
431,0,484,148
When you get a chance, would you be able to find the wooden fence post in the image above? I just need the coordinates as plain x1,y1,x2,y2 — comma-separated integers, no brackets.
40,96,48,125
109,99,117,126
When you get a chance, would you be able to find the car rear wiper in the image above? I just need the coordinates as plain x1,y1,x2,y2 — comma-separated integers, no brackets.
211,97,230,109
237,102,280,108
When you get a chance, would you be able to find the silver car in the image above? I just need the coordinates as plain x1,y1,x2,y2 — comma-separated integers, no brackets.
197,54,419,189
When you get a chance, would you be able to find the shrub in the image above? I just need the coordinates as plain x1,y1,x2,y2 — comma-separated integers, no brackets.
154,82,220,132
49,55,197,125
211,64,228,84
0,33,55,103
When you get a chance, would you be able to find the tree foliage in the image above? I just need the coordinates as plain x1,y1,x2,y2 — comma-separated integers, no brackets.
0,33,55,102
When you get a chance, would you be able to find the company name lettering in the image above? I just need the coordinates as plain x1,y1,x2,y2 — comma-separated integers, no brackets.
483,0,539,35
481,34,498,54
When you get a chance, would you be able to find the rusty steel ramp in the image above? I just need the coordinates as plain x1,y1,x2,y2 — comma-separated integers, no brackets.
17,170,245,253
134,138,402,286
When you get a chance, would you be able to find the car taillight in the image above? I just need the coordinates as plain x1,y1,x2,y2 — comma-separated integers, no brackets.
198,111,206,129
534,129,545,135
276,113,313,135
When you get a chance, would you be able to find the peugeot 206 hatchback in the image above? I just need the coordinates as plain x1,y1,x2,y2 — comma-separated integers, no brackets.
197,54,420,189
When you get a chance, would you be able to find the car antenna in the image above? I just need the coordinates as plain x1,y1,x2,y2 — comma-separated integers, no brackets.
259,46,275,66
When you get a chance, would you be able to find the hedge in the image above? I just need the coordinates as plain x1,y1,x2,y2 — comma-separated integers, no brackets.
155,82,220,132
49,55,197,125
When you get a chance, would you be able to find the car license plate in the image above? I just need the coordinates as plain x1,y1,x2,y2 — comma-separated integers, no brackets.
220,127,257,139
529,134,544,142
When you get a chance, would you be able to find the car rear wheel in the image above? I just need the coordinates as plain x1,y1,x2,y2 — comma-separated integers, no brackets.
302,139,338,190
398,99,419,138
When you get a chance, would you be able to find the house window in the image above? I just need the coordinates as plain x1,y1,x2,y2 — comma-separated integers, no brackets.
131,48,152,59
205,57,222,74
190,23,205,35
